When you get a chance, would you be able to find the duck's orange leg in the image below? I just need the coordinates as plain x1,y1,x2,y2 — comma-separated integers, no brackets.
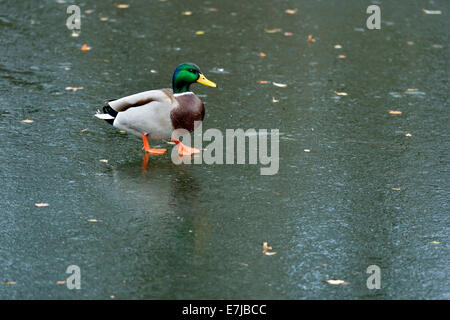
171,138,200,156
141,134,167,155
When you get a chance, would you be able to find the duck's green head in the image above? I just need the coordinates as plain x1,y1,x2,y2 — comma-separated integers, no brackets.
172,63,216,94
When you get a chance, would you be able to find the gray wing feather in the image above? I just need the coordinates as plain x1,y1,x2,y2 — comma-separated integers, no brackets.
109,89,174,112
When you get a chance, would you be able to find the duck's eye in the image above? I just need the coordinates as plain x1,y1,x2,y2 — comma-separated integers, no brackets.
188,69,195,73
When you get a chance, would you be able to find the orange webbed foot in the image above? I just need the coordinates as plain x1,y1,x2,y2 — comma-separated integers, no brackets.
171,138,200,156
141,133,167,155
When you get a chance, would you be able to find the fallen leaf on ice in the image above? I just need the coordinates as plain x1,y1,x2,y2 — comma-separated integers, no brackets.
207,8,218,12
430,241,440,244
35,203,49,207
80,44,91,51
338,55,346,59
285,8,298,15
235,262,249,267
388,110,402,115
256,80,269,84
307,34,316,44
422,9,441,14
21,119,34,123
391,188,401,191
304,149,311,152
119,130,127,134
87,219,99,222
181,11,192,16
85,9,94,14
100,17,109,22
405,132,412,137
71,31,80,38
334,44,342,49
99,159,108,163
264,28,282,34
326,280,349,285
115,4,130,9
284,32,293,36
272,97,279,103
65,86,84,91
80,128,88,133
259,52,266,57
273,82,288,88
56,281,65,284
407,41,414,45
406,88,418,93
262,242,277,255
334,91,348,96
195,30,205,35
5,281,16,285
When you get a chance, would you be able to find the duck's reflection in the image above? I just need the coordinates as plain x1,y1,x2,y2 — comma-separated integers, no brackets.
108,153,212,284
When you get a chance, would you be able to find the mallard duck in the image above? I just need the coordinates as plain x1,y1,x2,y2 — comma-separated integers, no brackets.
95,62,216,156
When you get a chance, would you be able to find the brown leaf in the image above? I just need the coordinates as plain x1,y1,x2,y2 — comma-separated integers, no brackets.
263,242,272,251
273,82,287,88
21,119,34,123
264,28,282,34
35,203,49,207
326,279,349,285
66,86,84,91
259,52,266,57
422,9,441,14
80,44,91,51
285,8,298,15
115,4,130,9
307,34,316,44
262,242,277,255
388,110,402,115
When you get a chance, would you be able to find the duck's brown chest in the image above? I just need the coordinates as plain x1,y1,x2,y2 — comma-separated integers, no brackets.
170,93,205,132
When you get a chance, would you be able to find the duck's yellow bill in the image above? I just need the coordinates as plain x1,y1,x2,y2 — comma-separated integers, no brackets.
197,74,217,87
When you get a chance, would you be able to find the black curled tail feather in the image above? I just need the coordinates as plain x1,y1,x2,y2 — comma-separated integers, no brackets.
102,102,118,125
